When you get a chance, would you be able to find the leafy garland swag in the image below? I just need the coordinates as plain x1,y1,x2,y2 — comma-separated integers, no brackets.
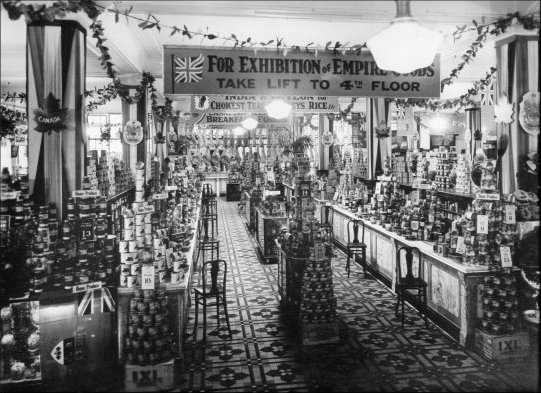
2,1,539,115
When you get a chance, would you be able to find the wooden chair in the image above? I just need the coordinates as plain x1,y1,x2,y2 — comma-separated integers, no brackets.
193,259,231,340
201,198,218,235
395,246,428,327
346,219,367,278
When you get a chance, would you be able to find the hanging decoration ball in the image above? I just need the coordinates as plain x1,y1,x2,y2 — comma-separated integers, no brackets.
375,120,391,139
494,95,514,124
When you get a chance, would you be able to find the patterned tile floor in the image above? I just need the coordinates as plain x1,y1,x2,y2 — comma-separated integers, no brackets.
176,200,539,392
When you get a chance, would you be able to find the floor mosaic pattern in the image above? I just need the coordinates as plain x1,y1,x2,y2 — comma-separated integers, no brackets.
176,199,539,392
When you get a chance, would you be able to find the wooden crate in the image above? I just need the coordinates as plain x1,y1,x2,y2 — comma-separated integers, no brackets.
301,321,340,346
475,329,529,361
124,359,176,392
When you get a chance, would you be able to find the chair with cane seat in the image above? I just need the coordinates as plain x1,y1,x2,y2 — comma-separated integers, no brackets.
395,246,428,327
319,205,334,244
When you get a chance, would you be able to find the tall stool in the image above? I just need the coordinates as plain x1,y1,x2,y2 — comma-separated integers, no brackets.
395,246,428,327
202,183,216,202
195,215,220,267
346,219,367,278
201,198,218,235
193,259,231,340
319,205,334,244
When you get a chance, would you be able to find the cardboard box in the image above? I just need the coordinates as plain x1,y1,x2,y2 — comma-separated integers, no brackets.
475,328,529,360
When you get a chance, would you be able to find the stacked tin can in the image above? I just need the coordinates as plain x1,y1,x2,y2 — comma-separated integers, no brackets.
455,153,472,194
86,150,99,190
434,147,452,190
124,284,174,365
480,273,519,334
119,209,138,289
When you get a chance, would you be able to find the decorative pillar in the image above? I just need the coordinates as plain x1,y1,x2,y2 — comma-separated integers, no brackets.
27,20,86,219
495,34,539,193
318,114,331,170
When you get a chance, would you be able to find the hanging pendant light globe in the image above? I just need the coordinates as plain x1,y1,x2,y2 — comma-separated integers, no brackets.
366,0,443,74
265,99,292,119
241,116,258,130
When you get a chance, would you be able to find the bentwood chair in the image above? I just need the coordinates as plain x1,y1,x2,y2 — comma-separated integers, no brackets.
193,259,231,340
195,215,220,268
319,205,334,244
395,246,428,327
346,219,368,278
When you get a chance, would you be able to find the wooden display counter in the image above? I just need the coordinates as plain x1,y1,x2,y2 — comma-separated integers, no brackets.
202,172,228,196
325,203,505,347
254,208,287,263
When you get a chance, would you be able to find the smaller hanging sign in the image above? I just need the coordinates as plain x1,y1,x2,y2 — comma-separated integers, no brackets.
321,131,333,146
13,134,27,146
500,246,512,268
504,205,516,224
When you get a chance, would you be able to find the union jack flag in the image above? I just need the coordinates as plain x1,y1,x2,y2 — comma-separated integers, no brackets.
174,54,204,83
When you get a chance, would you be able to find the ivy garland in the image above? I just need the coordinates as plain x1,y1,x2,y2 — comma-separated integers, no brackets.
2,1,538,116
1,92,27,103
0,105,27,138
395,67,497,112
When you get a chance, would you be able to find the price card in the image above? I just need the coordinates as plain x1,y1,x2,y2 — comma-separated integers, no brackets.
428,214,434,223
141,265,155,289
165,185,178,191
476,215,489,234
80,218,94,241
374,182,382,194
500,246,512,268
504,205,516,224
153,193,168,200
411,190,419,204
411,221,419,230
456,236,466,254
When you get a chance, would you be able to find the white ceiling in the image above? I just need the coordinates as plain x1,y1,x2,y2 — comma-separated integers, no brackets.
1,1,539,100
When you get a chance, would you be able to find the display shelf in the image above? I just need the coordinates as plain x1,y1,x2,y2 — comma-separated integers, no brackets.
254,208,287,264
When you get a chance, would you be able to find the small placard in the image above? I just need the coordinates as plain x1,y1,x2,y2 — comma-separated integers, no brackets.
374,182,382,194
13,134,27,146
456,236,466,254
418,183,431,190
153,193,169,200
377,194,384,202
500,246,512,268
165,185,178,191
411,221,419,230
135,205,155,214
141,265,155,289
377,175,392,181
476,215,489,234
0,191,21,200
72,189,101,198
72,281,103,293
504,205,516,224
411,191,419,204
475,192,500,201
0,215,10,231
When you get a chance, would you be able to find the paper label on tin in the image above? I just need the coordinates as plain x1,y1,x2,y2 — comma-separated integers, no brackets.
153,193,169,200
141,265,155,289
165,185,178,191
456,236,466,254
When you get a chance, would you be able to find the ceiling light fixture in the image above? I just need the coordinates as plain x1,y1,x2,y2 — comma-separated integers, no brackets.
241,116,258,130
265,99,292,120
366,0,443,74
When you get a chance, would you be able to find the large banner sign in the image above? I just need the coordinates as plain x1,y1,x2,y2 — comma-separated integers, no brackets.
164,46,440,98
196,112,289,129
191,95,339,114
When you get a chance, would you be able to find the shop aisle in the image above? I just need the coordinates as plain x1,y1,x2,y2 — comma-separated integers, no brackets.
177,199,538,392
